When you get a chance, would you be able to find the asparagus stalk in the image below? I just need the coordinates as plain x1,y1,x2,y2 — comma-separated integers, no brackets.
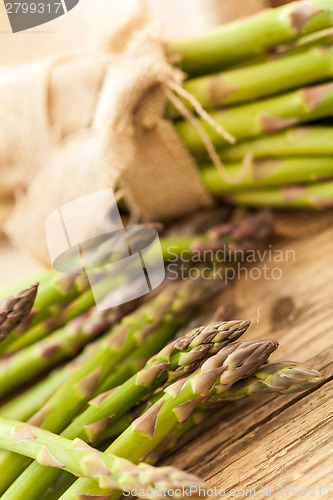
0,346,96,421
5,319,249,500
221,26,333,73
10,264,123,340
143,413,207,466
101,360,325,449
276,26,333,55
0,302,71,354
170,0,333,77
225,180,333,209
59,339,278,499
0,303,128,398
66,320,251,443
2,276,146,354
25,273,89,327
3,212,272,354
5,293,137,353
220,126,333,161
170,46,333,115
175,81,333,154
163,210,274,257
0,415,205,500
144,362,325,465
40,472,75,500
0,272,94,353
209,361,325,400
0,280,219,495
5,250,149,340
201,157,333,193
9,269,128,343
0,283,38,342
95,304,226,396
0,368,71,421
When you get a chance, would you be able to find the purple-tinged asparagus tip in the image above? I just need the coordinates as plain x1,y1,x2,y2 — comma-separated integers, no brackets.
0,283,39,339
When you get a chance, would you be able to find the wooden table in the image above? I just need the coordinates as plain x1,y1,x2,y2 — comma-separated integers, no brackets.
164,225,333,498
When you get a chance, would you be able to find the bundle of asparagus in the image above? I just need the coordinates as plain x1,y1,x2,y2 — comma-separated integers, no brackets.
0,273,324,498
168,0,333,209
0,309,324,500
0,210,273,356
0,205,323,498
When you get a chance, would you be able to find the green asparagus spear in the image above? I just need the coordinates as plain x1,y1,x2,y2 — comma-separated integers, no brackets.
143,412,207,466
0,346,97,421
40,472,75,500
175,81,333,154
0,273,96,353
8,258,136,343
7,270,128,348
275,26,333,55
0,280,219,495
94,304,225,396
144,362,324,465
201,157,333,193
0,283,38,343
170,0,333,76
224,180,333,209
220,127,333,161
66,320,251,443
0,369,70,421
221,26,333,72
169,46,333,115
0,303,127,398
0,415,206,500
0,303,65,354
101,361,325,452
58,339,278,499
5,293,137,354
3,302,78,353
209,361,325,400
25,273,89,326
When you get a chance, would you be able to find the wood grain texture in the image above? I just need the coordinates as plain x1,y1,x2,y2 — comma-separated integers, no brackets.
163,226,333,498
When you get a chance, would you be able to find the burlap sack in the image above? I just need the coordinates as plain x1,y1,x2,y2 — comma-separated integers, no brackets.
1,0,270,265
5,28,215,264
